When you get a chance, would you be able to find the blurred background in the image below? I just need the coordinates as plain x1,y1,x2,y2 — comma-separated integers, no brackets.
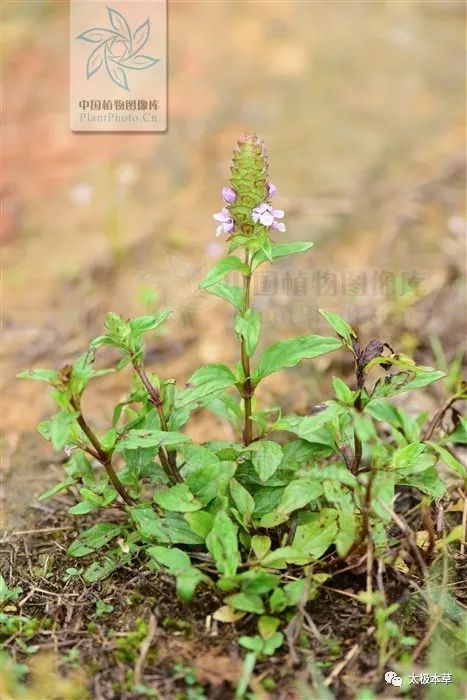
2,1,466,524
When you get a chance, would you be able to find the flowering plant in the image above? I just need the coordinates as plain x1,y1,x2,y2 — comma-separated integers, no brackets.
18,135,466,676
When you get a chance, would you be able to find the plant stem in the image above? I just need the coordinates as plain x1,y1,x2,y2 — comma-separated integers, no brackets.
359,468,376,545
133,360,165,419
157,446,176,482
420,502,436,557
132,360,182,483
421,394,460,441
241,252,253,445
352,390,363,473
70,397,134,506
286,512,298,545
366,537,374,614
352,433,363,474
75,440,101,462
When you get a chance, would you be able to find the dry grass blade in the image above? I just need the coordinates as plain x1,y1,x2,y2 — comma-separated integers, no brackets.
133,613,157,686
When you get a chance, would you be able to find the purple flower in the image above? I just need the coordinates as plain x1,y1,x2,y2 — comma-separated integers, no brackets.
213,207,234,237
222,186,236,204
252,202,286,232
267,182,277,198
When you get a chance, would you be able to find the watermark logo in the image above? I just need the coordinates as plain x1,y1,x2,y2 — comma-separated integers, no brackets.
385,671,402,687
134,259,432,331
384,670,454,688
76,7,159,91
70,1,167,131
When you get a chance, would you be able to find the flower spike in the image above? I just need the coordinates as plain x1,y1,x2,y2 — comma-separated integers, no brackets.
212,133,286,238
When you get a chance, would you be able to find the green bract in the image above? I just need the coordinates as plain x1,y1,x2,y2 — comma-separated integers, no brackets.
229,134,269,237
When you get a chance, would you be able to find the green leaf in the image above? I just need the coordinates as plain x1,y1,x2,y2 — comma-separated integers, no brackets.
401,467,446,499
84,555,121,583
238,635,264,653
230,478,255,522
318,310,356,347
261,546,311,567
242,571,280,594
282,436,334,461
371,372,416,399
206,510,240,577
428,443,466,479
364,400,420,442
181,444,220,472
176,364,237,409
251,241,314,270
336,511,358,557
258,615,280,640
37,478,75,502
277,402,345,440
90,334,118,350
276,478,323,514
293,510,338,559
154,484,202,512
184,464,219,505
395,369,445,391
392,443,436,474
160,515,206,544
269,588,287,613
447,416,467,444
128,311,170,334
101,428,117,451
183,450,237,505
263,632,284,655
364,399,400,423
90,312,131,351
332,377,355,405
366,359,445,397
116,429,189,450
322,480,353,512
371,473,395,522
308,463,357,486
68,501,99,515
259,514,290,532
204,282,243,311
252,486,285,516
226,592,264,614
283,578,308,605
199,256,249,288
131,506,204,544
105,311,129,336
247,441,283,483
184,510,214,538
251,535,271,560
147,545,191,572
79,487,103,505
67,523,122,557
235,310,261,357
206,394,243,427
0,575,22,604
17,368,60,384
258,235,273,261
50,410,76,450
131,505,165,540
269,588,288,612
254,335,341,383
176,568,209,601
208,441,243,461
121,445,158,471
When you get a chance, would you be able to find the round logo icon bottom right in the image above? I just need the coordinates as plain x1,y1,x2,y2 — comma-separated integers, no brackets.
385,671,402,687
